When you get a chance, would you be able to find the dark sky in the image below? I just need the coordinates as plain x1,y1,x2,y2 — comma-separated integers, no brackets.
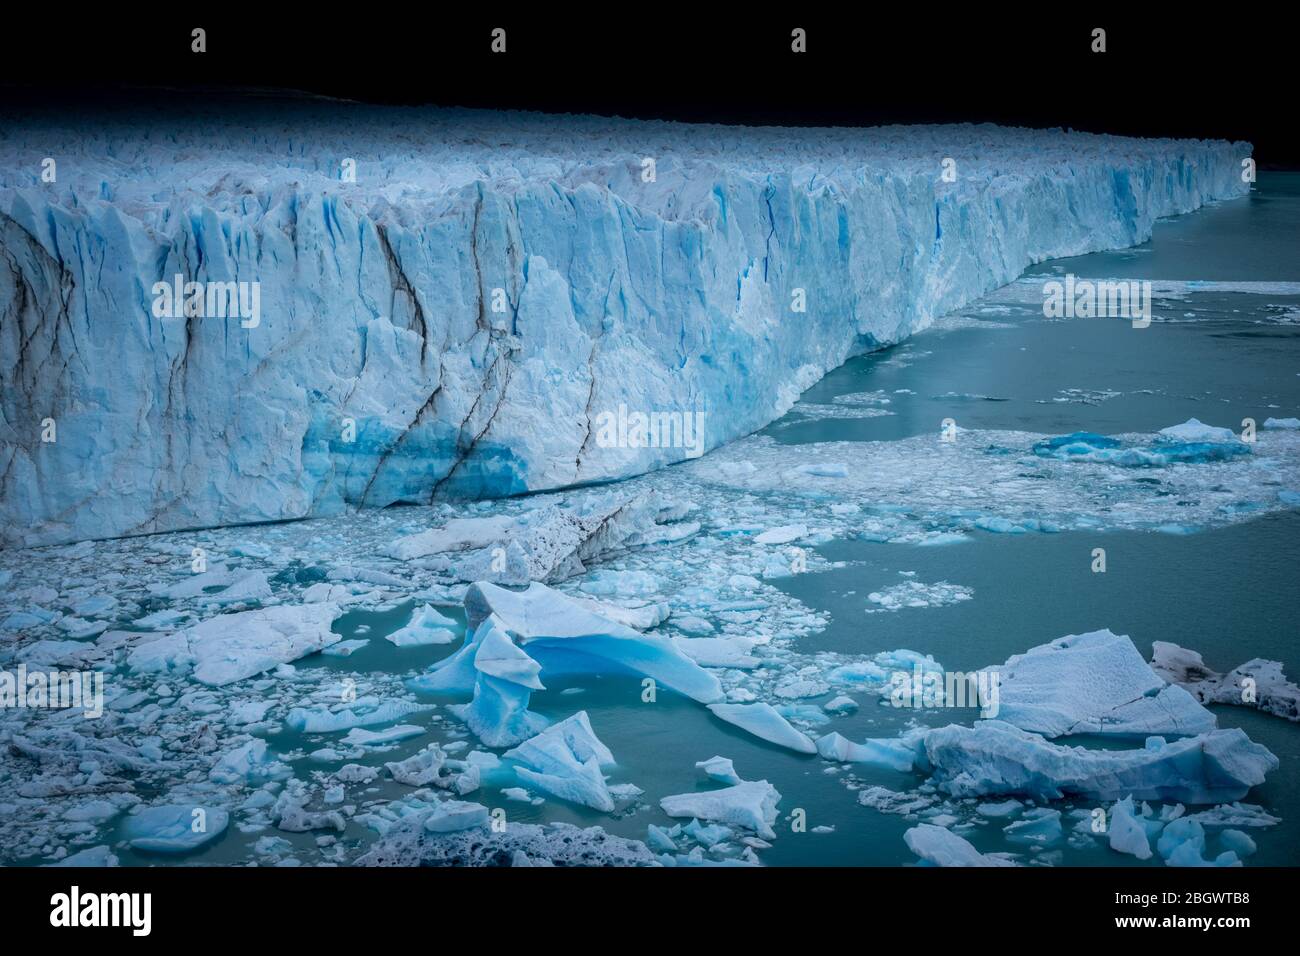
4,11,1296,166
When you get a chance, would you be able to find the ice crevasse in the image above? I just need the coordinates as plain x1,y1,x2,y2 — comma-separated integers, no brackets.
0,105,1252,545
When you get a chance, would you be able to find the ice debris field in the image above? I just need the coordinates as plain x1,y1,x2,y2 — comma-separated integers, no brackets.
1,105,1297,867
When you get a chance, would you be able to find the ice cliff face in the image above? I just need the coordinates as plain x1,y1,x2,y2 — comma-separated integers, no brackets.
0,104,1251,546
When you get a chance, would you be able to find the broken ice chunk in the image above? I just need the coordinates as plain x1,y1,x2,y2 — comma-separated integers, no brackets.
921,721,1277,804
903,824,1015,867
707,702,816,754
987,629,1216,738
125,805,229,854
126,603,342,686
504,712,618,812
660,780,781,839
385,603,459,647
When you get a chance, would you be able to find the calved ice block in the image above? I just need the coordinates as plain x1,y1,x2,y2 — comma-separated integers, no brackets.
985,629,1216,738
408,581,720,748
918,721,1278,804
1151,641,1300,723
503,712,618,812
126,602,343,686
903,824,1016,867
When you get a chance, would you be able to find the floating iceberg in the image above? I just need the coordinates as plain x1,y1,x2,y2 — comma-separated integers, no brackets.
124,805,229,854
660,780,782,839
413,581,722,705
126,603,342,686
1159,419,1239,442
1151,641,1300,722
285,698,434,734
208,738,290,787
816,731,918,771
919,721,1278,804
903,824,1015,867
385,604,459,647
987,629,1216,738
503,712,617,812
1107,796,1154,860
708,702,817,754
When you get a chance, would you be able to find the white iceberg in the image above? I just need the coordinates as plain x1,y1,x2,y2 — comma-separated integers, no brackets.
660,780,782,839
126,603,342,686
1158,419,1239,442
987,629,1216,737
385,604,460,647
125,805,229,854
708,702,817,754
903,824,1015,867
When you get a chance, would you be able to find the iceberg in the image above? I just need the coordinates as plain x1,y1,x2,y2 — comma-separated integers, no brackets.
503,712,618,812
903,824,1016,867
385,745,448,787
124,804,229,854
208,738,291,787
695,756,742,785
1159,419,1239,442
919,721,1278,804
816,731,919,771
126,603,342,686
986,629,1216,738
1107,796,1154,860
423,801,490,834
414,581,722,704
285,699,434,734
660,780,782,839
385,604,459,647
0,106,1250,547
1151,641,1300,722
707,702,817,754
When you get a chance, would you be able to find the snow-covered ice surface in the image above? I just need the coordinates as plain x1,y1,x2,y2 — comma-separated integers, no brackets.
0,105,1250,546
0,108,1295,867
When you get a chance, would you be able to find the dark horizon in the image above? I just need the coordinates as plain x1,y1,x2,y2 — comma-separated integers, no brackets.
4,12,1297,167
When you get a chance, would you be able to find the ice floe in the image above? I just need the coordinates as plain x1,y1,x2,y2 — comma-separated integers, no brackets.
126,603,343,686
903,824,1016,867
1151,641,1300,722
987,630,1217,738
660,779,782,839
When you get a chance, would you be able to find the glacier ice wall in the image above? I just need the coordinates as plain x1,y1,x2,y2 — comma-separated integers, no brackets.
0,105,1251,546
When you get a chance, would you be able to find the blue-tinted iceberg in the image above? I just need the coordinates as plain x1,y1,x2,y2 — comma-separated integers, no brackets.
708,702,817,754
919,721,1278,804
410,582,723,729
660,779,782,839
503,712,617,812
124,804,229,854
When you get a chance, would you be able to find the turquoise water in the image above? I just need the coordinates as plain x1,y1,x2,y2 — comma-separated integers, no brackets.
100,175,1300,867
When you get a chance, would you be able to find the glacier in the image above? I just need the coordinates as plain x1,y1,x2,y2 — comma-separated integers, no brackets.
0,105,1251,547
